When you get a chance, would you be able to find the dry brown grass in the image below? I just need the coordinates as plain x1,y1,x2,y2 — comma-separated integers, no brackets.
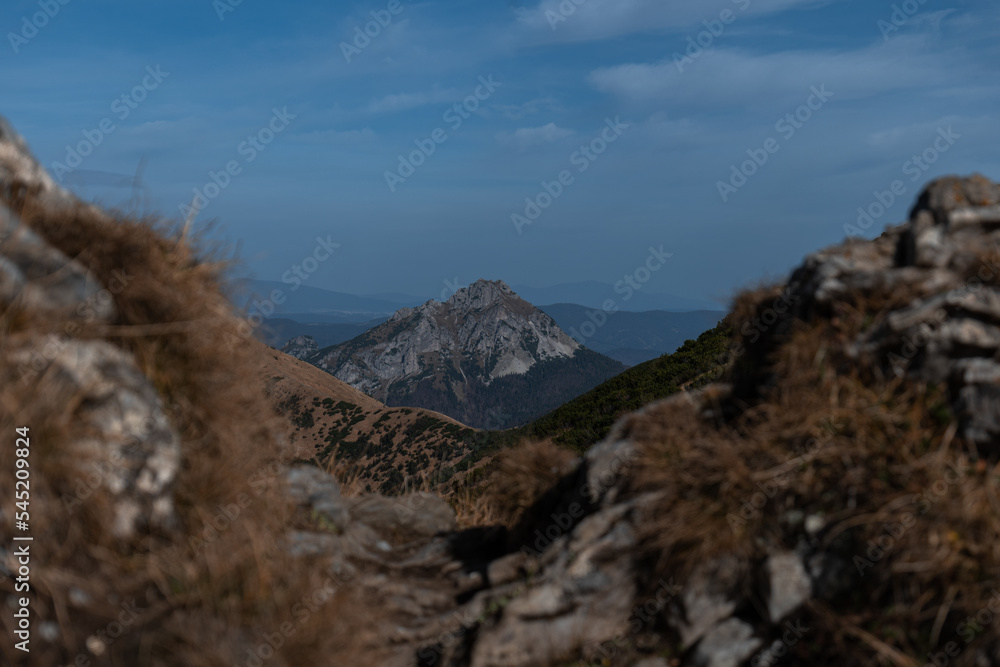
0,194,373,666
451,439,576,529
621,285,1000,664
327,457,371,498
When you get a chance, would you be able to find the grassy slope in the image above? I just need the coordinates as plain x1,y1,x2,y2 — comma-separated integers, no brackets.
260,348,477,494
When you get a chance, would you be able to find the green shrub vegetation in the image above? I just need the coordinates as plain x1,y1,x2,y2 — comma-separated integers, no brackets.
454,318,732,468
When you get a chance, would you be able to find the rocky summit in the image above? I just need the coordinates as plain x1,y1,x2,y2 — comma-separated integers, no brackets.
297,279,625,429
1,112,1000,667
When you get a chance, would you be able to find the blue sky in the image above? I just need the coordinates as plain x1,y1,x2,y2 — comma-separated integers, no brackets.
3,0,999,307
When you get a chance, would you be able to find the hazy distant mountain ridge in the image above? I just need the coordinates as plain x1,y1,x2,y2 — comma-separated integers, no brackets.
303,279,623,428
259,317,388,349
234,279,422,323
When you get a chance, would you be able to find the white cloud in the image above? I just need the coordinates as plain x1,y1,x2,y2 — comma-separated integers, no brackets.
866,115,985,151
494,97,560,120
496,123,575,150
588,37,948,108
908,8,958,31
514,0,829,43
365,89,458,114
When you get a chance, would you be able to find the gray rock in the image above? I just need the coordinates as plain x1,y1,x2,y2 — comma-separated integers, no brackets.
0,203,116,321
671,557,741,648
285,465,351,531
11,336,180,538
938,318,1000,350
487,552,527,587
950,204,1000,228
958,381,1000,444
348,492,456,545
470,573,634,667
287,530,341,558
692,618,762,667
280,335,318,360
946,287,1000,321
909,174,1000,226
285,464,341,501
780,175,1000,444
765,552,811,623
583,436,637,505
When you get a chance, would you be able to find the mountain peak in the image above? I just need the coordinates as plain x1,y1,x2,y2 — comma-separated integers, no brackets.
445,279,514,309
305,279,625,428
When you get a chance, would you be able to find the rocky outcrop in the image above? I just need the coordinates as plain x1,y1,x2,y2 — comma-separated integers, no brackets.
0,116,301,667
304,279,625,428
280,334,319,360
768,174,1000,446
0,183,180,541
0,202,113,321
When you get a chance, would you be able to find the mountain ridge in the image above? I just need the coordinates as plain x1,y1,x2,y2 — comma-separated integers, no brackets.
259,346,478,493
296,279,625,428
266,305,724,367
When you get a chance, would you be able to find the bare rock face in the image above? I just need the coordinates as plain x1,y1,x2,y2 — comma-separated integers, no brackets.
283,435,654,667
303,278,623,428
280,334,319,360
907,173,1000,226
311,279,581,394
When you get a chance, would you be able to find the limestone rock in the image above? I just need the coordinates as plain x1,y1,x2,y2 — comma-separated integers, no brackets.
765,552,811,623
908,173,1000,225
0,169,179,541
348,492,457,545
12,336,181,538
300,278,623,429
0,203,115,321
280,334,319,360
692,618,762,667
671,557,741,648
778,175,1000,444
